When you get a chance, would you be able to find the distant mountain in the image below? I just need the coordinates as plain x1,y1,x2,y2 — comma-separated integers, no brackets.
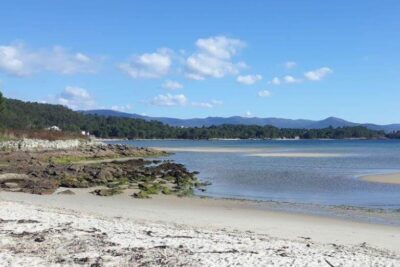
82,110,400,133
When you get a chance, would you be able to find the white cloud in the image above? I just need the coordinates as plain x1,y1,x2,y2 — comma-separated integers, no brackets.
269,77,281,85
75,53,91,63
111,104,133,112
43,47,97,75
0,45,29,76
236,74,262,85
150,93,187,106
304,67,333,81
119,48,172,79
283,75,301,84
0,44,98,76
195,36,245,60
185,36,246,80
162,80,183,90
284,61,296,69
192,99,223,108
269,75,301,85
244,111,253,117
258,90,271,97
185,73,205,80
57,86,95,110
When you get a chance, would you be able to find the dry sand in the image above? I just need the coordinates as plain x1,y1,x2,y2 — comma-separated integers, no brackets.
1,189,400,266
362,172,400,185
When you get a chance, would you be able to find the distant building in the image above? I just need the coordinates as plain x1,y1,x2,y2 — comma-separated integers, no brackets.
81,130,90,136
45,126,61,131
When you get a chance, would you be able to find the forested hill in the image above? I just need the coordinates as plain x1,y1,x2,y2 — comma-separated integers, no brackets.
0,97,389,140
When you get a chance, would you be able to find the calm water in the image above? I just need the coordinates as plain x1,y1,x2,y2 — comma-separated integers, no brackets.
111,139,400,210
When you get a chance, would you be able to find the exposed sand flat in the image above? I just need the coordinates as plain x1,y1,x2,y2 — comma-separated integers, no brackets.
248,152,344,158
362,172,400,185
152,147,346,158
151,146,272,153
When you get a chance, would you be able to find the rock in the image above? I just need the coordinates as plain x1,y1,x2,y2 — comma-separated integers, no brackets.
57,189,75,195
19,179,59,195
95,169,114,182
0,173,31,181
4,182,19,189
91,188,123,196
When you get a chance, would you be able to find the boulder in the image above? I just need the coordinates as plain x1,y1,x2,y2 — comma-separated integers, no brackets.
57,189,75,195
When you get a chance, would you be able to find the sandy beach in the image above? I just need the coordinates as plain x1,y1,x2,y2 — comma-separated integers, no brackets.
362,172,400,185
1,189,400,266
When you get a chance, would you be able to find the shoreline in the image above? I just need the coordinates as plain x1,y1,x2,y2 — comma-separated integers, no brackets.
105,137,389,141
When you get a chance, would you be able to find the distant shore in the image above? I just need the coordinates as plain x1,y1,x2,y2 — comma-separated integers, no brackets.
102,137,381,141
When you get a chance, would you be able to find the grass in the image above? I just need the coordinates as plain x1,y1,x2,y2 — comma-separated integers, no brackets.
50,155,120,164
50,155,92,164
0,129,87,141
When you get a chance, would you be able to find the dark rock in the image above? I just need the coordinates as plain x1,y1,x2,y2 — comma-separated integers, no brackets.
57,189,75,195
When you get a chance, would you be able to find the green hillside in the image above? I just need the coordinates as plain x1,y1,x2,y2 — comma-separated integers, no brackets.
0,95,388,140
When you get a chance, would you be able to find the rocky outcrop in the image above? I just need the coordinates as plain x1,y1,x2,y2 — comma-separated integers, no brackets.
0,143,205,197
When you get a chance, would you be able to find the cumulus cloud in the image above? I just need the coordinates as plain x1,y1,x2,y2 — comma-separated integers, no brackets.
192,99,223,108
236,74,262,85
111,104,133,112
283,75,301,84
150,93,187,106
0,45,29,76
258,90,271,97
162,80,183,90
195,36,245,60
284,61,296,69
185,36,246,80
119,48,172,79
269,77,281,85
269,75,301,85
57,86,95,110
304,67,333,81
0,44,98,76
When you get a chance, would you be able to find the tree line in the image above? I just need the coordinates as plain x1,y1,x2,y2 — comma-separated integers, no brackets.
0,95,395,140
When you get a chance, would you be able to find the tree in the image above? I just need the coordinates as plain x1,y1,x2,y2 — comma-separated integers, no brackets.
0,91,4,113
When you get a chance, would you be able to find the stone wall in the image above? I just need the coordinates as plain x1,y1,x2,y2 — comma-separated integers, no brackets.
0,139,99,151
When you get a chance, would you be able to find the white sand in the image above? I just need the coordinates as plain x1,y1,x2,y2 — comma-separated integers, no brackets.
1,189,400,266
362,172,400,185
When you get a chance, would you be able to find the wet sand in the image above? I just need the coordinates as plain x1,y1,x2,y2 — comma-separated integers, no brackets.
248,152,343,158
362,172,400,185
153,146,345,157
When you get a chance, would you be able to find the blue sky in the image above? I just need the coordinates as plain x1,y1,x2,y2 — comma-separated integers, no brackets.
0,1,399,124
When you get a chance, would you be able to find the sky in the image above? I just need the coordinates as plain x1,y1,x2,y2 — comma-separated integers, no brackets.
0,1,399,124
